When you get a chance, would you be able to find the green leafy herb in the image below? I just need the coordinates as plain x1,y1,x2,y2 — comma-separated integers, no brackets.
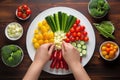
93,21,115,39
89,0,110,18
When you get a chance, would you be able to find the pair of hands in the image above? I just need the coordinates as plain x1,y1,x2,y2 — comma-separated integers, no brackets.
34,41,81,68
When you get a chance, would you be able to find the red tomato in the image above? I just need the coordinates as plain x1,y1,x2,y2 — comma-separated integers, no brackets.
76,19,80,25
17,12,22,17
71,37,75,42
23,4,28,10
82,31,88,36
66,31,71,37
84,36,89,42
72,32,77,37
77,32,81,37
70,27,75,33
26,9,31,15
73,23,77,29
75,27,80,32
22,13,27,19
75,37,79,41
80,26,85,31
64,38,70,43
79,35,84,41
17,6,22,12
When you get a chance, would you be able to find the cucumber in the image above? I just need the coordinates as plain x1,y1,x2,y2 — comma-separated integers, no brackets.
58,11,62,30
71,42,76,47
82,45,87,50
82,50,87,56
71,41,87,57
45,16,55,32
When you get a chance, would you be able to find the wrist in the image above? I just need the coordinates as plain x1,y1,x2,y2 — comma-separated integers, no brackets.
33,60,45,69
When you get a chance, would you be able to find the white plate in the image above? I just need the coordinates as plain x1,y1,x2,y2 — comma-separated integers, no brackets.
26,7,96,75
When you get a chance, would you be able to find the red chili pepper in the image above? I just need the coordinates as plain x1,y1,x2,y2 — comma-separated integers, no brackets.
50,59,57,69
60,60,64,69
56,60,60,69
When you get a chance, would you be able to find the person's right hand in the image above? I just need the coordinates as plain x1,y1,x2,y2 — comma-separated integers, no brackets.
61,41,81,68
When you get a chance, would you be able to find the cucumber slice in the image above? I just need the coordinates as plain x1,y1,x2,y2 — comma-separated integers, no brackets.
80,41,85,45
82,50,87,56
82,45,87,50
80,53,83,57
77,44,81,48
71,42,76,47
77,48,82,53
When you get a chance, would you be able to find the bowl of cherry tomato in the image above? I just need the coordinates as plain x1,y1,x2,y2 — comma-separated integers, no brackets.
16,4,31,20
99,41,119,61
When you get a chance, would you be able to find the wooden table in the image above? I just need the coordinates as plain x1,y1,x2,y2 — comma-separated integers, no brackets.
0,0,120,80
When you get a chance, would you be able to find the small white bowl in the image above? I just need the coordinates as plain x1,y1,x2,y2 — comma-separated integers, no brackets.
5,22,23,41
1,45,24,67
99,41,119,61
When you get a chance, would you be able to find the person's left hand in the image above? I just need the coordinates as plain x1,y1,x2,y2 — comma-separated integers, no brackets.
34,43,55,65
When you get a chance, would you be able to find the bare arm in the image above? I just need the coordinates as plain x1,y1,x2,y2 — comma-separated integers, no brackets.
23,43,54,80
62,41,91,80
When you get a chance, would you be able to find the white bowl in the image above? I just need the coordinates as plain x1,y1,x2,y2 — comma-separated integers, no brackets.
5,22,23,41
1,45,24,67
99,41,119,61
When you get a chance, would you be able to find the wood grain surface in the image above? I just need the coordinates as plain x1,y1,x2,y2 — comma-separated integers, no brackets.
0,0,120,80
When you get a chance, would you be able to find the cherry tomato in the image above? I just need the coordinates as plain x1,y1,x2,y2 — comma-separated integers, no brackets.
70,37,75,42
66,31,71,38
17,12,22,17
17,6,22,12
84,36,89,42
72,32,77,37
64,38,70,43
75,37,79,41
75,27,80,32
73,23,77,29
70,27,75,33
26,9,31,15
22,13,27,19
23,4,28,10
80,26,85,31
77,32,81,37
76,19,80,25
82,31,88,36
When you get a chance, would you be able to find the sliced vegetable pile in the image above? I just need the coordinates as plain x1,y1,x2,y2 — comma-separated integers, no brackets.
32,11,89,70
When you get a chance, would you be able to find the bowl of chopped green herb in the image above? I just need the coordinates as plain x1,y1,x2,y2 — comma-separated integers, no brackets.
88,0,110,18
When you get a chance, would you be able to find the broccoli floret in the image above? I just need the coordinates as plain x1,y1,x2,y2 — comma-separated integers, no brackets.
9,45,18,52
12,50,22,64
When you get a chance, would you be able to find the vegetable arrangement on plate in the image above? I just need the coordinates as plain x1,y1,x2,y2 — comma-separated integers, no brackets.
32,11,89,70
